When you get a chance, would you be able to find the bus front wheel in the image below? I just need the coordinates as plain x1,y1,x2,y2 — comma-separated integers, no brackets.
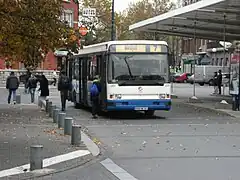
144,110,155,117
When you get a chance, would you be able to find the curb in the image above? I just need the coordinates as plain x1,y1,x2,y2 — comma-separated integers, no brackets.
173,99,236,118
9,98,102,179
11,154,93,180
39,98,101,157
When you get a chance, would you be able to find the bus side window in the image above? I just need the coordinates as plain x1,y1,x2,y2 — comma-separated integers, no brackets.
88,55,98,81
87,59,91,81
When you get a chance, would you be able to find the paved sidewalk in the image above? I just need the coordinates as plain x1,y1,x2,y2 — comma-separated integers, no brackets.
0,104,91,179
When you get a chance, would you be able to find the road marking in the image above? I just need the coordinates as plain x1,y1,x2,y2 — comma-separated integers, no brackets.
101,158,138,180
86,123,211,128
0,150,90,178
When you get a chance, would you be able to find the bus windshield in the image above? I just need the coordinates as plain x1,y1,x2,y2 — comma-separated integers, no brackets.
107,53,169,85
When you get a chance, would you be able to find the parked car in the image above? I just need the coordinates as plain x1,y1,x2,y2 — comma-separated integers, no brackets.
174,73,192,83
187,73,230,86
170,72,181,82
208,73,230,86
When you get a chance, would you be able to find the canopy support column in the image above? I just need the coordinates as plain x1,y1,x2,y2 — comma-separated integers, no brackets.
189,18,201,103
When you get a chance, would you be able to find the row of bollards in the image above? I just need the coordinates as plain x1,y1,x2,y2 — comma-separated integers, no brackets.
30,98,82,171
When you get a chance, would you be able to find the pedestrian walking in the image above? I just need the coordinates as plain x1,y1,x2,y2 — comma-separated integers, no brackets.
52,69,57,86
217,69,222,95
90,75,101,119
24,70,31,94
27,74,38,103
213,72,218,94
38,75,49,101
6,71,19,104
58,71,71,111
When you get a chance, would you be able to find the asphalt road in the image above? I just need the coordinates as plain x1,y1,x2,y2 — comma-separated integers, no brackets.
4,84,239,179
45,94,240,179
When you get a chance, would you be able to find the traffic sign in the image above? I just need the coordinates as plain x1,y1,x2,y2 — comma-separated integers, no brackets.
82,8,96,17
79,26,88,36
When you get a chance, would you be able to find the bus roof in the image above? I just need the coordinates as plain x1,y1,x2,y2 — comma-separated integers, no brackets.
76,40,168,56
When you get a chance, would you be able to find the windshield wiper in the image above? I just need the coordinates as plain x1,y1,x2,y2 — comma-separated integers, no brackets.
124,57,133,78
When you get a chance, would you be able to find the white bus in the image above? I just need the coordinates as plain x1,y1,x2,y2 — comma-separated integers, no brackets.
68,40,172,116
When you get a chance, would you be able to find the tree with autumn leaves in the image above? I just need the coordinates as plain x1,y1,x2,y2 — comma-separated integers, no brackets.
0,0,73,69
0,0,175,68
80,0,175,45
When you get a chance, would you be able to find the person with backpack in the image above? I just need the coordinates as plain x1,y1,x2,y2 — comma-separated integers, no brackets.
6,71,19,104
90,75,101,118
58,71,71,111
27,74,38,103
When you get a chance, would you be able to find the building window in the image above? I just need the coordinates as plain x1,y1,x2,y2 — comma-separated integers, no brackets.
219,58,223,66
61,10,73,27
215,58,219,65
224,58,228,66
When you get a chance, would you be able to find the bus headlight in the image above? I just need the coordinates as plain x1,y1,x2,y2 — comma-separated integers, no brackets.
159,94,165,99
115,94,122,99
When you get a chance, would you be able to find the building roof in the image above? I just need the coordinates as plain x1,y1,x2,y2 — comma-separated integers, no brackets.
129,0,240,41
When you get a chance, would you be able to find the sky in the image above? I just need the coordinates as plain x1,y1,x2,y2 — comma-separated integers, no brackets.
115,0,177,12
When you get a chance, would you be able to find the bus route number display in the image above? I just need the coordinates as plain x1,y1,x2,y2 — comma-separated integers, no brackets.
111,44,164,53
115,45,146,52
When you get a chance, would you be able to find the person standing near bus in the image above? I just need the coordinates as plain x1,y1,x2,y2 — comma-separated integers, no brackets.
217,70,222,95
27,74,38,103
58,71,71,111
90,75,101,118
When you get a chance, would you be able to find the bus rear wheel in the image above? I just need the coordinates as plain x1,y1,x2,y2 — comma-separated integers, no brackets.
144,110,155,117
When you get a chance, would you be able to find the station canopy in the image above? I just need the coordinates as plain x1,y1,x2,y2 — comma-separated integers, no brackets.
129,0,240,41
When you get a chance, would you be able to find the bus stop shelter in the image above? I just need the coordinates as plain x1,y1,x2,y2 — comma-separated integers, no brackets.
129,0,240,41
129,0,240,101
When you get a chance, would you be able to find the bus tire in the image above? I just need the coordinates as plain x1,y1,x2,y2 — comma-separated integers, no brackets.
145,110,155,117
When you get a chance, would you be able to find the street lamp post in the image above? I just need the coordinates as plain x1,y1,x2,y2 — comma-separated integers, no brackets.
111,0,115,41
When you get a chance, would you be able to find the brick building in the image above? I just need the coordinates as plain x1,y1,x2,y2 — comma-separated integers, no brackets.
0,0,79,70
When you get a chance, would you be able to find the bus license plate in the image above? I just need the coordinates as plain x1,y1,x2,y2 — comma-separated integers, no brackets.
134,107,148,111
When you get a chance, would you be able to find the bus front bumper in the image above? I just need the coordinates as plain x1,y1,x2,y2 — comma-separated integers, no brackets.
106,99,171,111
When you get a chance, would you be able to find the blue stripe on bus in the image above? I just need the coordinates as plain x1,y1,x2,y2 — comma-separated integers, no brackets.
106,99,171,111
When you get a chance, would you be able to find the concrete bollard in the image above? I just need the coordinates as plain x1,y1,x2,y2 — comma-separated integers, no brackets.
47,101,52,113
45,99,49,112
30,145,43,171
64,117,73,135
16,94,21,104
53,108,60,123
71,125,81,146
49,105,56,118
58,112,66,128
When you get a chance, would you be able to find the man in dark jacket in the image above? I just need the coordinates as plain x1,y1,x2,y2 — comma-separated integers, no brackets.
6,72,19,104
90,75,101,118
27,74,38,103
213,72,218,94
24,70,31,94
217,70,222,95
58,71,71,111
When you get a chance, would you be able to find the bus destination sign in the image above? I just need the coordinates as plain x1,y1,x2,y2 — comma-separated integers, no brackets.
110,44,166,53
